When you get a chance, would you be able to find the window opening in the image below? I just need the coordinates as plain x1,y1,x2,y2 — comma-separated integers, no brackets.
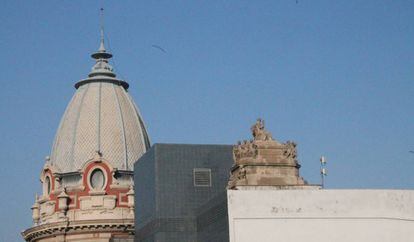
90,168,105,190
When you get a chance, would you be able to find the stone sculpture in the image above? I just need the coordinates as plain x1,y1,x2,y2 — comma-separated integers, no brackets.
228,119,306,189
251,118,273,141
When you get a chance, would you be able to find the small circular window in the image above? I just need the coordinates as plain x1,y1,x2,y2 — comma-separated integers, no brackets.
90,168,105,190
45,176,51,195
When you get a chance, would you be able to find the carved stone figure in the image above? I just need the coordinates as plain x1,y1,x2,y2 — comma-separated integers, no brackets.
237,166,247,180
233,141,244,159
233,140,257,160
284,141,297,159
251,118,273,141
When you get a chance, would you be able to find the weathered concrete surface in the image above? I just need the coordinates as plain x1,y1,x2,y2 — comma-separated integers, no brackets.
228,189,414,242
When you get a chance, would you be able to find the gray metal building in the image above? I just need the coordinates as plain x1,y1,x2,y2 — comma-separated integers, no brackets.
134,144,233,242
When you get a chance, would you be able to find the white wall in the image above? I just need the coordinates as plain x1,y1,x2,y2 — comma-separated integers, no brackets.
227,189,414,242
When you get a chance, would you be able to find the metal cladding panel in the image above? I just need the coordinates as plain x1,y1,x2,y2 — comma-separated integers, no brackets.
155,144,233,218
196,192,229,242
134,143,233,242
48,82,150,173
134,147,156,229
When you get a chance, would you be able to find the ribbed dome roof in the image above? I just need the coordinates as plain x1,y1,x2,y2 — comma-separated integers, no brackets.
47,34,150,173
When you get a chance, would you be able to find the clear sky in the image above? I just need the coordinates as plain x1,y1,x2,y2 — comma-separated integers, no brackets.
1,1,413,241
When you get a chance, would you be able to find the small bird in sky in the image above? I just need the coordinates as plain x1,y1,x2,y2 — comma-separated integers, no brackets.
151,45,167,53
409,151,414,154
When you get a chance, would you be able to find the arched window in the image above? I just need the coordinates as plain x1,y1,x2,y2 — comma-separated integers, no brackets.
44,176,51,195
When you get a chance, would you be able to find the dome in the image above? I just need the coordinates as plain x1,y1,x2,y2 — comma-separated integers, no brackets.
47,35,150,173
23,19,141,242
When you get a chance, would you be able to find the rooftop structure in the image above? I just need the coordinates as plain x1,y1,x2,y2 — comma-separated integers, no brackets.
134,144,233,242
22,22,149,242
49,28,149,173
226,120,414,242
228,118,312,189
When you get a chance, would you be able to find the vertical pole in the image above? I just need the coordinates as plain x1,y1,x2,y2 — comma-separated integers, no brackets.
321,167,324,189
320,156,327,189
100,7,104,40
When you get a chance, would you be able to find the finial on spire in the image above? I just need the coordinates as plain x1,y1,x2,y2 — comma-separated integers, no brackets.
75,7,130,89
98,7,106,52
88,7,115,78
91,8,112,60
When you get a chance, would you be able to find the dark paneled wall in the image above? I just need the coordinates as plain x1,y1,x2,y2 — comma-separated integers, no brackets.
134,144,232,242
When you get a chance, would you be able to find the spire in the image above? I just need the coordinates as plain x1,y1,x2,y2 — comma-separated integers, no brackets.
98,28,106,52
99,8,105,52
89,7,115,77
75,8,129,90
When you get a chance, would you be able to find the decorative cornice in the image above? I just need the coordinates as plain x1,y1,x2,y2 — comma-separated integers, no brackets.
22,219,134,242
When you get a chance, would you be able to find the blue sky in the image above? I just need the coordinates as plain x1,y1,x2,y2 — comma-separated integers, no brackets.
1,1,413,241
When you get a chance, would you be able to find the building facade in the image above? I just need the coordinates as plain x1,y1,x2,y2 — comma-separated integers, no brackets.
226,120,414,242
134,144,233,242
128,112,414,242
22,25,414,242
133,120,318,242
22,32,150,242
227,189,414,242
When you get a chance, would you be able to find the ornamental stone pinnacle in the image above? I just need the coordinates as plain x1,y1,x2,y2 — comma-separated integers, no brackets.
228,119,307,189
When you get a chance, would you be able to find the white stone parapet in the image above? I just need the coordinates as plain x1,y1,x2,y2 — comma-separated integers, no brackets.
228,189,414,242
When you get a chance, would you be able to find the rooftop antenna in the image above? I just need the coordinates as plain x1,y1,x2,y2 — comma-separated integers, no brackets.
320,156,327,188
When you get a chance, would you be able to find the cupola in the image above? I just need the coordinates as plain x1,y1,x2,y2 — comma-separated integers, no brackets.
22,9,146,241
